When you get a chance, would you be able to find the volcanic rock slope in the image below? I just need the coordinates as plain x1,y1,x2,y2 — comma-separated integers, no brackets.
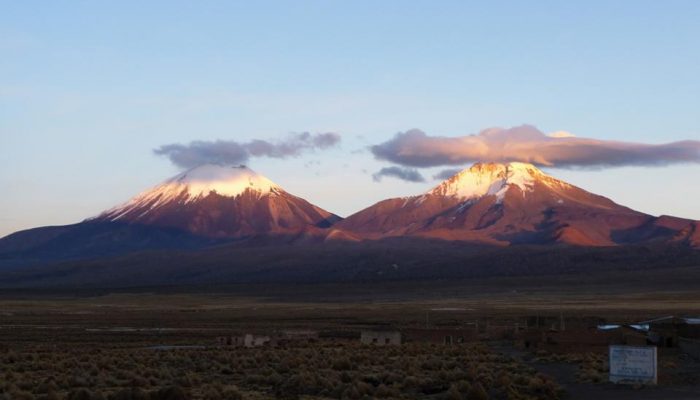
96,164,340,237
0,165,341,262
335,162,700,246
1,161,698,269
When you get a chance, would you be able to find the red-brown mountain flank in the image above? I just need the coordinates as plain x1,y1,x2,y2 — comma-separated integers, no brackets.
95,164,340,238
335,162,699,247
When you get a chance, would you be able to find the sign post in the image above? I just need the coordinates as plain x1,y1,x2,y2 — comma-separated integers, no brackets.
609,345,657,385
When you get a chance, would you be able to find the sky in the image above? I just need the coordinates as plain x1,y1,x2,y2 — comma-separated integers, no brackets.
1,1,699,237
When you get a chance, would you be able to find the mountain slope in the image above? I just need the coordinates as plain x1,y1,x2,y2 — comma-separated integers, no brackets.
337,162,698,246
0,165,340,265
2,239,700,288
94,164,340,237
1,161,698,284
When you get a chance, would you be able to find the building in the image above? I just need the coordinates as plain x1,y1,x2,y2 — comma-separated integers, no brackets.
640,316,700,347
516,326,647,353
244,333,274,347
216,336,245,346
360,330,402,346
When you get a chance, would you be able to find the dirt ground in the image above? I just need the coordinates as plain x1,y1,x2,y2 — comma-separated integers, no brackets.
491,342,700,400
0,281,699,398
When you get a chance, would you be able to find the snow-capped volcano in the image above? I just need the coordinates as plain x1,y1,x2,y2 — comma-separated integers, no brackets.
95,164,340,238
100,164,282,221
426,162,569,202
1,161,699,285
337,162,699,246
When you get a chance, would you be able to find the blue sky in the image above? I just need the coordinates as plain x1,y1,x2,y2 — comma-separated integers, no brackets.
1,1,699,236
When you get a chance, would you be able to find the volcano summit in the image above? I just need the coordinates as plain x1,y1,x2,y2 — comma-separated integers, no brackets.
336,162,700,247
0,162,698,285
96,164,340,237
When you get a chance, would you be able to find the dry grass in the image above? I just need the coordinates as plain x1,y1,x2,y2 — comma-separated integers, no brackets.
0,342,564,400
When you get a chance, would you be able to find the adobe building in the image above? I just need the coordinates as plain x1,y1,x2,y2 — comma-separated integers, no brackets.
216,333,276,348
244,333,275,347
217,336,245,347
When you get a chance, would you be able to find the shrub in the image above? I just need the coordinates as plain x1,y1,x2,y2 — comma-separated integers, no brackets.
109,388,149,400
219,386,243,400
149,387,188,400
67,389,94,400
446,385,463,400
467,382,489,400
374,384,396,398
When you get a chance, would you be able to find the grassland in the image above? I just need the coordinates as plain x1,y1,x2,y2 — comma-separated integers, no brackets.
1,277,699,399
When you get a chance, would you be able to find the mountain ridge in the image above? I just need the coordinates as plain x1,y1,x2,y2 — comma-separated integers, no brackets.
93,164,341,238
335,162,698,247
0,162,698,276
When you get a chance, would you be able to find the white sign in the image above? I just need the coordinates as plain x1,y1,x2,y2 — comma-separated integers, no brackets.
609,345,657,384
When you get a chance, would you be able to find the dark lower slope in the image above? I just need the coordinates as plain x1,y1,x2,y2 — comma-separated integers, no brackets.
1,238,699,288
0,221,228,269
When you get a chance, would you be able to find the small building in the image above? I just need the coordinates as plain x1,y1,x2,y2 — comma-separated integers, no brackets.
244,333,274,348
217,333,276,347
360,330,401,346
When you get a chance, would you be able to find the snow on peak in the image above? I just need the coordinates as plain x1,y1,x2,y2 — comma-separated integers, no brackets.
166,164,281,199
427,162,550,202
99,164,282,221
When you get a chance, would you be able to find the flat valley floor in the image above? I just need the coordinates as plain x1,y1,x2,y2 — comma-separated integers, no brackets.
2,271,700,399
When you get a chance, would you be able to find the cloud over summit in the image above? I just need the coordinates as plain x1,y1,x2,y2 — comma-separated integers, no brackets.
372,167,426,183
155,132,341,169
371,125,700,168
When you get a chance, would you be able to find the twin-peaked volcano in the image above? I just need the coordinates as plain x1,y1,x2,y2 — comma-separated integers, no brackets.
95,164,340,237
336,162,700,246
0,161,698,274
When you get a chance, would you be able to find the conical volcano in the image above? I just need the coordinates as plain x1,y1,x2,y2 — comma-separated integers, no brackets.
337,162,699,246
95,164,340,237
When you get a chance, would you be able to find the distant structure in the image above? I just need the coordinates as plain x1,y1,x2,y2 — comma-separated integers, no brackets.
244,333,273,348
217,336,245,346
360,330,402,346
516,315,700,354
639,316,700,347
217,330,320,348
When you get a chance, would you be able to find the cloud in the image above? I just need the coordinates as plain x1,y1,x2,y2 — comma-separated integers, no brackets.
372,167,426,183
370,125,700,168
155,132,341,168
432,168,462,180
549,131,576,138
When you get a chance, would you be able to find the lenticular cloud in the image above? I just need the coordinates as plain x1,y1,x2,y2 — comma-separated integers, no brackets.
370,125,700,168
155,132,341,169
372,166,426,183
